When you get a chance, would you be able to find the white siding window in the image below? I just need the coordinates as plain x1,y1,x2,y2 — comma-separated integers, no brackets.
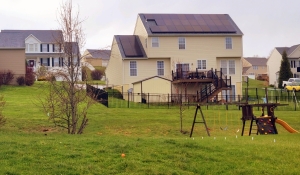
291,60,296,68
42,44,48,52
151,37,159,47
26,43,38,52
130,61,137,76
54,44,60,52
157,61,164,76
197,60,206,69
40,58,49,66
221,60,227,75
178,37,185,49
53,58,59,67
225,37,232,49
253,66,258,70
229,60,235,74
221,60,235,75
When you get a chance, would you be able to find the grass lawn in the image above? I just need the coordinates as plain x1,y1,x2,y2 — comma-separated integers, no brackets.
0,82,300,174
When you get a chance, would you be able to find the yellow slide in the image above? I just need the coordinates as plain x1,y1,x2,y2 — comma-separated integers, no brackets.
276,119,299,133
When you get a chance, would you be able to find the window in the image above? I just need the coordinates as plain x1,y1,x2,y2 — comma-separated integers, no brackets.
130,61,137,76
221,60,227,75
225,37,232,49
26,43,38,52
221,60,235,75
178,37,185,49
53,58,59,67
40,58,49,66
151,37,159,47
197,60,206,69
291,60,296,68
157,61,164,76
253,66,258,70
229,60,235,74
42,44,48,52
54,44,61,52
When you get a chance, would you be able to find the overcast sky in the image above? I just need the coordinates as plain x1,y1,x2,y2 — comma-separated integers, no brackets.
0,0,299,57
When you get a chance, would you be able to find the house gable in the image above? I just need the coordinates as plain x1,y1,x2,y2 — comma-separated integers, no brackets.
25,34,41,44
288,45,300,58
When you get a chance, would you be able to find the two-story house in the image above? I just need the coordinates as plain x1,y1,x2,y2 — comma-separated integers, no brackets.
267,44,300,87
105,13,243,103
242,57,267,80
0,30,81,82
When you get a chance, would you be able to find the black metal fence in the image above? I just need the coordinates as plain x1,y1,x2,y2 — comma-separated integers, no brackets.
86,84,108,107
106,91,300,111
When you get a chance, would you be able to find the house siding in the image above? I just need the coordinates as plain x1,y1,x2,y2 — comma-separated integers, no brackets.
133,77,171,102
267,49,282,86
0,49,26,84
123,58,171,90
147,36,242,60
105,38,123,88
133,16,149,57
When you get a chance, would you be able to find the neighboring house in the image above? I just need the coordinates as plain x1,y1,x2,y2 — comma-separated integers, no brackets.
0,32,26,84
82,49,111,67
267,45,300,87
105,13,243,103
243,57,267,79
0,30,81,82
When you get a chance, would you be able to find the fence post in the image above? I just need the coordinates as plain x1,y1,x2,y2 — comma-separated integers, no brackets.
148,93,150,109
168,94,169,109
128,92,129,108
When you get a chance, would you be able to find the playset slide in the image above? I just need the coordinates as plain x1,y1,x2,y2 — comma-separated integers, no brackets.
276,119,299,133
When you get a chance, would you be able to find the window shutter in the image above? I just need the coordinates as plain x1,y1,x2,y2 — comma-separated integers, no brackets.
62,58,64,67
40,58,43,65
52,58,54,67
47,58,50,66
40,44,42,52
47,44,49,52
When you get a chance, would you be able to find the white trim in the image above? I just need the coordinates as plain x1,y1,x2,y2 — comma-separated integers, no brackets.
25,34,42,43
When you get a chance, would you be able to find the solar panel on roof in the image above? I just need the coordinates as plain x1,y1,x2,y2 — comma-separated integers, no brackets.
119,36,143,57
143,14,237,34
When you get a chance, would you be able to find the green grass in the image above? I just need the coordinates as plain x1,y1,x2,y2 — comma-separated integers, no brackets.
0,82,300,174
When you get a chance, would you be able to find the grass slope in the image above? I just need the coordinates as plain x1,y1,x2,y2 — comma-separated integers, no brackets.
0,82,300,174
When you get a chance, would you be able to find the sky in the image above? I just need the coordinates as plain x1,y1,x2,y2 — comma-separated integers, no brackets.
0,0,299,57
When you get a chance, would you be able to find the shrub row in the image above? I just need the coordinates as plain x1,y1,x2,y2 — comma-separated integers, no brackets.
0,68,35,86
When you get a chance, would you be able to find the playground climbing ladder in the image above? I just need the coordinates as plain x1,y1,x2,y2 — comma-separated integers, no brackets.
190,104,210,137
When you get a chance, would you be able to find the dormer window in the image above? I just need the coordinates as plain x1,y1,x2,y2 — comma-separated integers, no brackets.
26,43,38,52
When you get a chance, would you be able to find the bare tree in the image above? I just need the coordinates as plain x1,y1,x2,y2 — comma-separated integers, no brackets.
39,0,95,134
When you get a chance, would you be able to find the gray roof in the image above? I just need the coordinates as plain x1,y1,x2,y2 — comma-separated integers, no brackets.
275,44,300,57
0,30,62,48
244,57,267,66
139,13,243,36
86,49,111,60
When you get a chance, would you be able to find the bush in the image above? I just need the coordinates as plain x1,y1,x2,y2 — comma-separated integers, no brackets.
16,76,25,86
91,69,103,80
25,68,35,86
0,70,14,85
